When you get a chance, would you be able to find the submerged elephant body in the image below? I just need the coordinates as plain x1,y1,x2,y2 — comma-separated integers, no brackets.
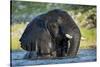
20,9,81,59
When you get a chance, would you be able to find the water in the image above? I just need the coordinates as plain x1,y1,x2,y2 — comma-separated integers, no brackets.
11,49,96,66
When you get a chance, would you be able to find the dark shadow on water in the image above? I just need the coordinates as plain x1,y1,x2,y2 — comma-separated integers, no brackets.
11,49,96,66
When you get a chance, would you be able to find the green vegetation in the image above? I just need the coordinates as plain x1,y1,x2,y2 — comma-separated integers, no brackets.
80,28,96,49
11,23,26,50
11,1,96,50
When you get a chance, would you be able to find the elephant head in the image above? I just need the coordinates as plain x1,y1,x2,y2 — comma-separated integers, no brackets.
45,9,81,56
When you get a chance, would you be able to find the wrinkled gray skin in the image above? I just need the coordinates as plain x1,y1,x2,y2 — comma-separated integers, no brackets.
19,9,81,59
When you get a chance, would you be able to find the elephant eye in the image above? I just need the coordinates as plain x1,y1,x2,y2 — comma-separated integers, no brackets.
52,25,56,28
52,24,58,28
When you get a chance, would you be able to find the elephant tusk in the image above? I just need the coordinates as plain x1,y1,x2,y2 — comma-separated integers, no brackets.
48,42,52,48
65,34,72,39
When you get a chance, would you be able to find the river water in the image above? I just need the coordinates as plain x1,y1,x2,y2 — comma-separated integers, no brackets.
11,49,96,66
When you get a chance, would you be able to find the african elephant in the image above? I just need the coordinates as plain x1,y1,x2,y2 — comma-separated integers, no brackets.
19,9,81,59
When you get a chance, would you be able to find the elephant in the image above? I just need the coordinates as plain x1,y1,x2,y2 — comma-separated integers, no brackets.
19,9,81,59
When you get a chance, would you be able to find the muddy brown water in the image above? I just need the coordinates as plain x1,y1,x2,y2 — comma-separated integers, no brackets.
11,49,96,66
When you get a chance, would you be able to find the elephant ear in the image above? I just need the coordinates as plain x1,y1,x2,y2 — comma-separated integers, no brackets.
19,17,48,51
